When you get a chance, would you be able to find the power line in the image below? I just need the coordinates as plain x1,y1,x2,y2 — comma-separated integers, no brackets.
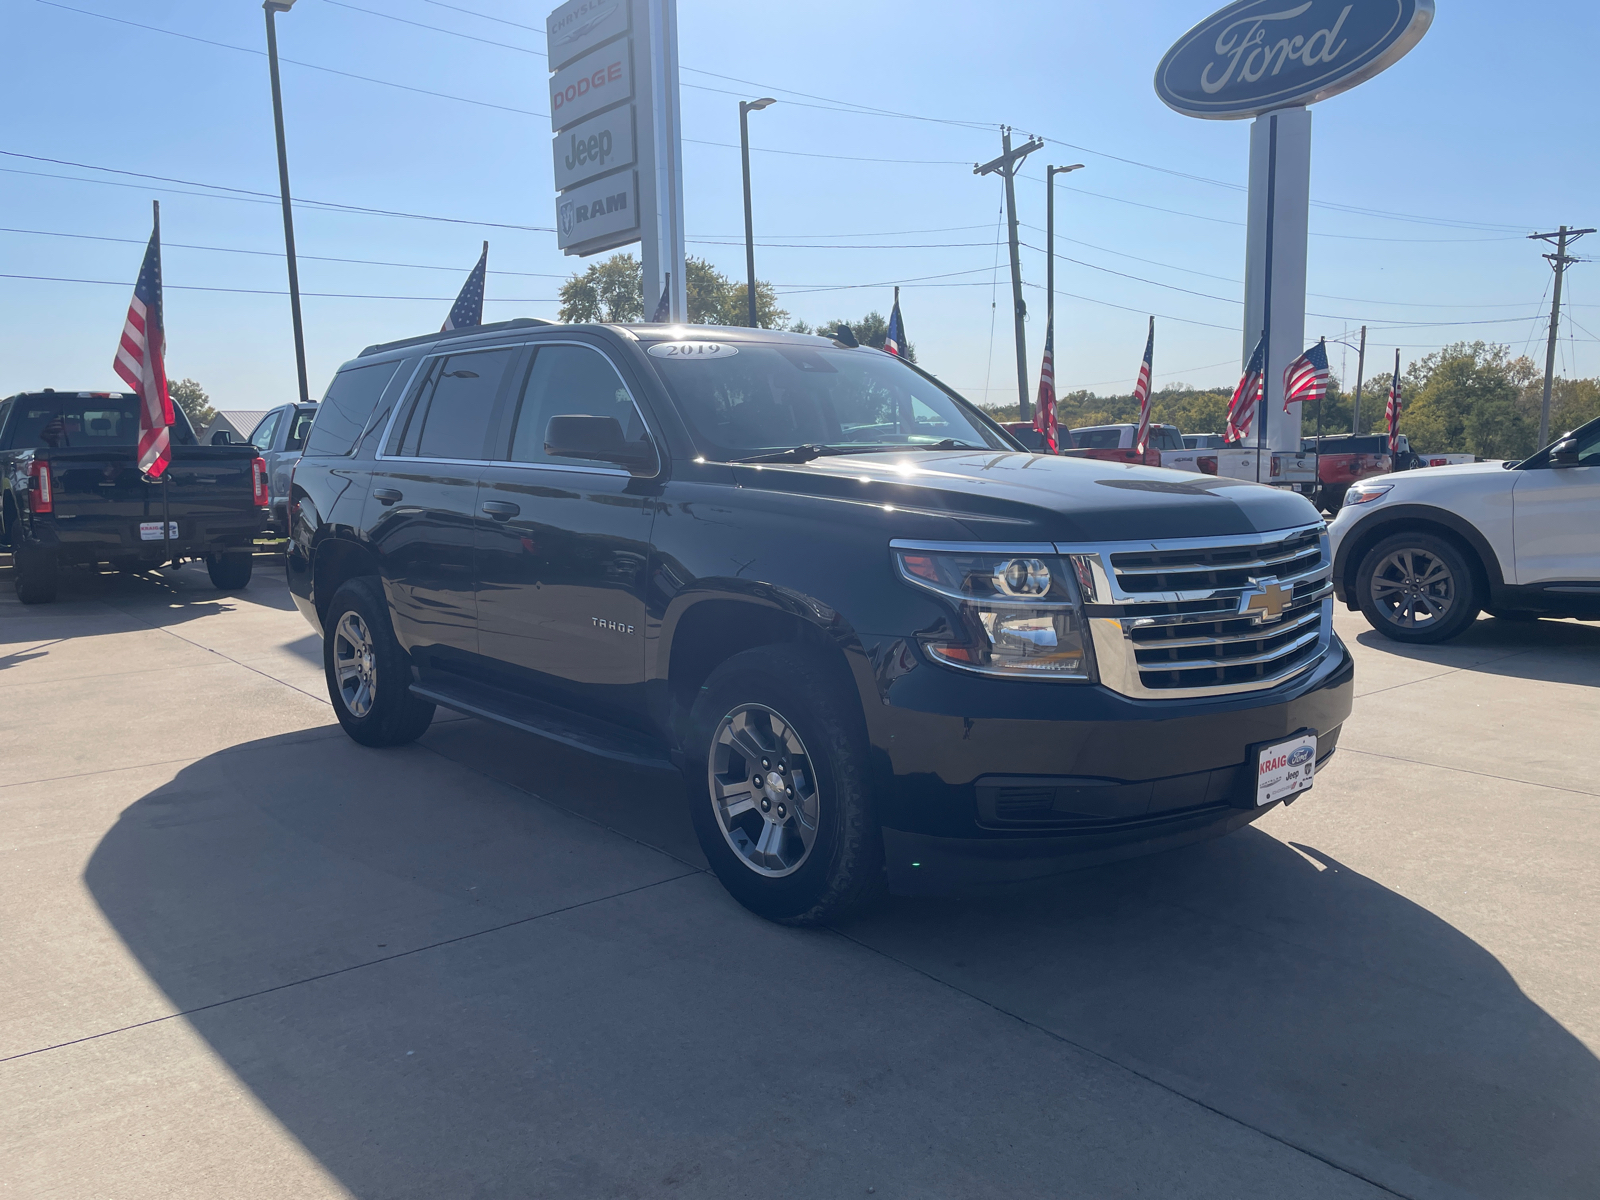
42,0,1541,237
0,272,556,302
0,226,571,278
36,0,547,119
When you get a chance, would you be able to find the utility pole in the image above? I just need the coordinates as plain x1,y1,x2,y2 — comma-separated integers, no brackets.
976,128,1043,420
1351,324,1366,434
738,97,776,328
1529,226,1594,446
263,0,309,407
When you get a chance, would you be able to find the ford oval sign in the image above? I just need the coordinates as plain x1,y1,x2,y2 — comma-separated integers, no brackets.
1155,0,1433,120
1288,745,1315,767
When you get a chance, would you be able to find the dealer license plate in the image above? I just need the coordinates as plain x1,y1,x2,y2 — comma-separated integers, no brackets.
139,521,178,541
1256,731,1317,806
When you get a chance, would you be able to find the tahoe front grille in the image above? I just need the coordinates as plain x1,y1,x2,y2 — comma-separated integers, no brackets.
1066,523,1334,700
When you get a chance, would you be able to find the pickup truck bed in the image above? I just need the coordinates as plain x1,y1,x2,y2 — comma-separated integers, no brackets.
1,390,271,603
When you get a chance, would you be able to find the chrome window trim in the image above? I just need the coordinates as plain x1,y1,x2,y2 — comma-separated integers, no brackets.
374,338,658,473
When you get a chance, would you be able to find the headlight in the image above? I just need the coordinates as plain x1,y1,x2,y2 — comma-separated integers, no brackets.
894,549,1097,681
1345,483,1393,506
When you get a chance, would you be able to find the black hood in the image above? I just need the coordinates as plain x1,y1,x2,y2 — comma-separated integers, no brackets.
732,450,1320,542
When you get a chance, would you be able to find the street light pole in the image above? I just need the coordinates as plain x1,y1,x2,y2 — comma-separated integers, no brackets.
1044,163,1084,364
739,97,776,328
264,0,310,406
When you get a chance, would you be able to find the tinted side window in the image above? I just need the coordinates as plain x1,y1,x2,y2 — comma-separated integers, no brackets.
504,344,644,464
303,361,402,457
249,409,282,450
1153,427,1184,451
392,348,517,461
1073,428,1122,449
284,407,317,452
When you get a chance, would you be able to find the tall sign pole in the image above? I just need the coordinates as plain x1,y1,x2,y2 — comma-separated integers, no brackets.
1154,0,1434,476
975,129,1043,420
547,0,685,321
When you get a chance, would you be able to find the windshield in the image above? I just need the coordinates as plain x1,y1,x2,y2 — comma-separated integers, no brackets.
4,394,197,450
645,340,1011,460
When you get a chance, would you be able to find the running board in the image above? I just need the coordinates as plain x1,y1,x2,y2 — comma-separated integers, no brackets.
410,680,675,771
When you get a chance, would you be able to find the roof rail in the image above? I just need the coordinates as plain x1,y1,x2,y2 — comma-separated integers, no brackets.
357,317,555,358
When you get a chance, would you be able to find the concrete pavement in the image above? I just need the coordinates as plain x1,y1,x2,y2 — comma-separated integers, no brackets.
3,554,1597,1198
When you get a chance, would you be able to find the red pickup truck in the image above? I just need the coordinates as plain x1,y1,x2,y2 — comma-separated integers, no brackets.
1301,434,1403,511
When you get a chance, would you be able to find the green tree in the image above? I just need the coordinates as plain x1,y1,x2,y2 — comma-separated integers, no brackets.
168,378,215,428
559,253,789,328
1397,342,1537,459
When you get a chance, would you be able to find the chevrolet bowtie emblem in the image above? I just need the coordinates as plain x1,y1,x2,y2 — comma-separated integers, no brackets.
1240,578,1291,623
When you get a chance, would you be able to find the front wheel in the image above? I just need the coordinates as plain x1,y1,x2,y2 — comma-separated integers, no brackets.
686,646,884,926
1356,531,1480,644
206,551,253,591
322,576,436,747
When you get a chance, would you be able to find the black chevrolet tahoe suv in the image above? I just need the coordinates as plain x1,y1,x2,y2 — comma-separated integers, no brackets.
288,319,1354,924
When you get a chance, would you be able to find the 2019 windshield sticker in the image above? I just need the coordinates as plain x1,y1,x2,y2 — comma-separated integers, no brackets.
647,342,738,360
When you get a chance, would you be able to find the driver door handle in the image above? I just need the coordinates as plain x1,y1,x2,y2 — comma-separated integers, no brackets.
373,487,402,505
481,500,521,521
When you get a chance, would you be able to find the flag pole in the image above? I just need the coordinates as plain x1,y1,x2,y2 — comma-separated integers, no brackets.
154,199,172,568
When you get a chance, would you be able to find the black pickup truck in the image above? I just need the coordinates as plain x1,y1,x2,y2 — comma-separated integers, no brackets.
1,390,271,603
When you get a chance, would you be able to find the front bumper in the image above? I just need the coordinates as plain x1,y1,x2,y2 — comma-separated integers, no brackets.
864,633,1354,894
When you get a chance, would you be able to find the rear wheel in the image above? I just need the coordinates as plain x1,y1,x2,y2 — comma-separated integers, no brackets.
12,538,58,604
323,576,435,747
206,551,253,591
686,646,883,926
1356,531,1480,644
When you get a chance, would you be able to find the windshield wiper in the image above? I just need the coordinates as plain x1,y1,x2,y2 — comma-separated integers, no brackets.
920,439,985,450
731,444,846,464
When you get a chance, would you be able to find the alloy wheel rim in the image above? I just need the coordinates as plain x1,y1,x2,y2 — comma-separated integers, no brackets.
708,703,820,878
1370,548,1455,629
332,610,378,718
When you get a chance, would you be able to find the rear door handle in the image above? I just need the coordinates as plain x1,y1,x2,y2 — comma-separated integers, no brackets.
373,487,402,505
481,500,521,521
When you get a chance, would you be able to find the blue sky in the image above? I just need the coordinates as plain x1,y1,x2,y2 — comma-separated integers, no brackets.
3,0,1597,413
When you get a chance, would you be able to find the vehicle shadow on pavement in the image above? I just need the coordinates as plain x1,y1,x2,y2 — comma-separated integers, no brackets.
1353,613,1600,688
81,728,1600,1199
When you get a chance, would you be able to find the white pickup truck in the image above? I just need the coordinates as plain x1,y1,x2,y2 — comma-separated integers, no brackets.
1329,415,1600,642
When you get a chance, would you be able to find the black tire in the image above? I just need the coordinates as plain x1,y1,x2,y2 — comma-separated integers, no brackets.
206,551,253,591
1320,484,1347,515
686,645,884,926
322,576,435,747
1356,530,1480,644
12,538,58,604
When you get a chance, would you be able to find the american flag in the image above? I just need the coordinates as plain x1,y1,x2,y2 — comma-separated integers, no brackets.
1033,319,1057,453
1132,316,1154,454
1282,338,1330,413
441,241,487,331
113,205,174,479
884,291,906,357
1386,350,1403,456
1226,335,1266,443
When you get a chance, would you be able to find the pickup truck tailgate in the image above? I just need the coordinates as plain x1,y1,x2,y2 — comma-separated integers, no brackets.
43,448,261,552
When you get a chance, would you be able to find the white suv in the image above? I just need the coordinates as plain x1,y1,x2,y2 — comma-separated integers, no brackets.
1329,416,1600,642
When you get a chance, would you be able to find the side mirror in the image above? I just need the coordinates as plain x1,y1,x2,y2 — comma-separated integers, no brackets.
210,430,234,445
544,415,658,477
1550,437,1580,468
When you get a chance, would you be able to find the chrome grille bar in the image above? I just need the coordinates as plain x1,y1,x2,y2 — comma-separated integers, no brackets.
1058,521,1333,700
